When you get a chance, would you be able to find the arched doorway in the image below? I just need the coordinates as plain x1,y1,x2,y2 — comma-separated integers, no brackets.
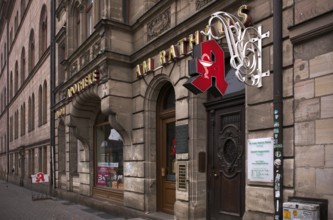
156,83,176,214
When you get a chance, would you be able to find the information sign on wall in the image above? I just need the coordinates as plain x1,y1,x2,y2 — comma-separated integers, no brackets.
247,137,274,182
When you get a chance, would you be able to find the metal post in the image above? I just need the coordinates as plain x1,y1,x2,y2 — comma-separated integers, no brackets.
273,0,283,219
50,0,56,194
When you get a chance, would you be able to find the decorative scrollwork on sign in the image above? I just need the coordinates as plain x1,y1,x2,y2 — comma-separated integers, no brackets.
201,10,270,87
217,124,242,178
147,8,171,41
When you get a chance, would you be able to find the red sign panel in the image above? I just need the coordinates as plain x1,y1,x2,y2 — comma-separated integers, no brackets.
31,172,49,183
184,40,228,96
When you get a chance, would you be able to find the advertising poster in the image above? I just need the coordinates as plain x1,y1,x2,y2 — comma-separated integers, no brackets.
96,162,120,187
96,165,111,186
247,137,274,182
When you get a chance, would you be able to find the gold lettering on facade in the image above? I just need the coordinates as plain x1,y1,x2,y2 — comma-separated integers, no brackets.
168,45,179,61
136,58,154,77
237,5,251,26
178,38,187,56
159,50,168,65
55,107,66,118
135,5,251,78
67,70,99,98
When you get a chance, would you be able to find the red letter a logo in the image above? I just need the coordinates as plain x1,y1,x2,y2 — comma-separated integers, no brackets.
183,40,228,96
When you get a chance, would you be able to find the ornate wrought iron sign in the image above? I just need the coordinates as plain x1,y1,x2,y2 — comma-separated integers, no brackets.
201,8,270,88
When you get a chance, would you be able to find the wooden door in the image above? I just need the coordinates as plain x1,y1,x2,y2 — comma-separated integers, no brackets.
157,84,176,214
207,96,245,219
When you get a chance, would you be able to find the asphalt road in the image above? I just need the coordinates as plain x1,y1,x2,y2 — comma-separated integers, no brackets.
0,179,146,220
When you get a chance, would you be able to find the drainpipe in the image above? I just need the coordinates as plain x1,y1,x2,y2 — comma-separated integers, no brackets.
6,10,9,184
273,0,283,219
50,0,56,194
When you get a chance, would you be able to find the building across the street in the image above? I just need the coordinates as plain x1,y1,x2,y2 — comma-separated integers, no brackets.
0,0,332,219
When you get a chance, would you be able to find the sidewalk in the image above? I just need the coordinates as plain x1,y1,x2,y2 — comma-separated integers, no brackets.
0,179,147,220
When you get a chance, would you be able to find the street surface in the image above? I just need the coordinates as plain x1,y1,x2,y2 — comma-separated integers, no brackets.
0,179,146,220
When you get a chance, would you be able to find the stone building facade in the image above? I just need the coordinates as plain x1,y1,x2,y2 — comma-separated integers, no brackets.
0,0,333,219
0,0,51,189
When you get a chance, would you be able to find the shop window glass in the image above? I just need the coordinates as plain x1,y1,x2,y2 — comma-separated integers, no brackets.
95,117,123,190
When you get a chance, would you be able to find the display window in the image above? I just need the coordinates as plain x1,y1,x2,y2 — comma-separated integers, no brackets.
94,114,123,190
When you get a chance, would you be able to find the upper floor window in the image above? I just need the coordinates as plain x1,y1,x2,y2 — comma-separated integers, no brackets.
21,47,26,86
29,29,35,73
38,81,47,126
28,93,35,132
38,85,43,126
15,12,18,34
9,116,13,142
10,72,13,99
39,5,48,58
21,103,26,136
73,4,80,49
15,110,19,139
21,0,26,19
4,43,6,64
14,61,18,94
86,0,93,36
43,81,47,124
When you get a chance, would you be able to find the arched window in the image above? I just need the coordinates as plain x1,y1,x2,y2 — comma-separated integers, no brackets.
0,91,2,112
3,87,7,108
15,110,19,139
29,94,35,131
9,116,13,142
28,97,31,131
43,81,47,124
10,72,13,99
15,61,19,93
85,0,93,37
4,43,6,64
21,103,26,136
32,93,35,130
94,112,124,190
28,29,35,73
21,0,26,19
38,85,43,126
39,5,47,58
20,47,26,86
57,43,65,84
73,4,80,49
14,12,18,34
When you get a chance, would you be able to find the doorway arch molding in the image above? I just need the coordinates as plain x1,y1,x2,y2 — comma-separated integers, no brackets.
143,74,173,212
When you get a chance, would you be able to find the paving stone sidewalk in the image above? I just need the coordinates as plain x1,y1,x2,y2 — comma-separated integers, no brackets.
0,179,146,220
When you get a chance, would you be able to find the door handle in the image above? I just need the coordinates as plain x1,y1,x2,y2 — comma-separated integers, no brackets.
161,167,166,177
211,170,218,177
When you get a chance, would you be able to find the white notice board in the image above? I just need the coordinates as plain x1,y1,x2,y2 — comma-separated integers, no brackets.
247,137,274,182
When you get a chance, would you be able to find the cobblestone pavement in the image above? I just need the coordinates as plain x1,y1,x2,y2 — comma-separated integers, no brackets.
0,179,146,220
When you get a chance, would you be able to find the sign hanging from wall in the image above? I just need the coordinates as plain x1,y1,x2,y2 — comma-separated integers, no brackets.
183,40,228,97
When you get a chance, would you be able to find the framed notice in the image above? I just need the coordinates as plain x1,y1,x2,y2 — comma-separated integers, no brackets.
247,137,274,182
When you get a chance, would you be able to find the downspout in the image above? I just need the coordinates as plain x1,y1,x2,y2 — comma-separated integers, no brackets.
273,1,283,219
50,0,56,194
6,11,9,184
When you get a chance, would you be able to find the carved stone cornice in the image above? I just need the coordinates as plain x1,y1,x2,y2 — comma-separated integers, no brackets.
289,11,333,45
